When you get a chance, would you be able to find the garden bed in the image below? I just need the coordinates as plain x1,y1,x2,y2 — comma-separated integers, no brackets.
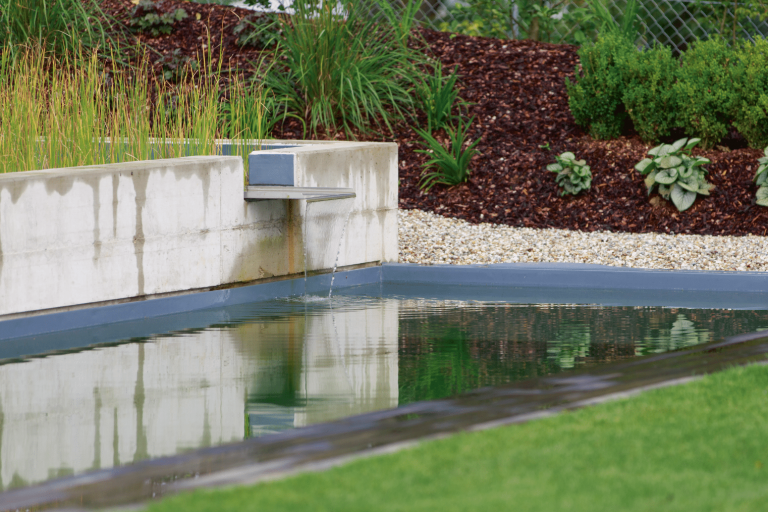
100,0,767,237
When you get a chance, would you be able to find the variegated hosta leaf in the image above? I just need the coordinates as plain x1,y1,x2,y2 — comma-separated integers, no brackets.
655,169,677,184
678,165,693,178
560,152,576,160
659,155,683,169
763,147,768,158
644,170,657,190
635,158,655,174
756,186,768,206
671,184,697,211
658,184,671,199
757,171,768,186
758,156,768,164
677,178,699,192
684,138,701,150
547,163,562,172
575,159,586,166
656,144,674,157
694,157,711,166
647,145,662,157
671,138,687,152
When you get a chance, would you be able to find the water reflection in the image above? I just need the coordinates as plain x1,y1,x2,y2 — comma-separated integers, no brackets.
1,297,768,489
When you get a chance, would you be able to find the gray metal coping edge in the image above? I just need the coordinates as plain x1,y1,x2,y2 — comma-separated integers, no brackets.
4,261,768,343
382,262,768,293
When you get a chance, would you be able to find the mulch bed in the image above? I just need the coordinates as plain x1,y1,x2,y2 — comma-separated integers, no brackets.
100,0,768,237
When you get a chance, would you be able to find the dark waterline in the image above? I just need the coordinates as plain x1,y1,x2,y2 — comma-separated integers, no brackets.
2,293,768,491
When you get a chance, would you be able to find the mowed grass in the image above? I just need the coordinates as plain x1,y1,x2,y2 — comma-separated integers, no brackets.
146,362,768,512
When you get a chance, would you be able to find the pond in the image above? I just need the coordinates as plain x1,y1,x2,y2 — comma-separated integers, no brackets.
3,289,768,490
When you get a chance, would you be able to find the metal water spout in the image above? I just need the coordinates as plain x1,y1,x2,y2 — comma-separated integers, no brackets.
244,144,355,202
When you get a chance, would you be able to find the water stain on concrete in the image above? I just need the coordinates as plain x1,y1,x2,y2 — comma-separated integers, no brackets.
132,171,149,296
112,174,120,238
44,175,75,197
87,176,102,262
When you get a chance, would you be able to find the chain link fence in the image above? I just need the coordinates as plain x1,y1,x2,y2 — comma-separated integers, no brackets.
383,0,768,53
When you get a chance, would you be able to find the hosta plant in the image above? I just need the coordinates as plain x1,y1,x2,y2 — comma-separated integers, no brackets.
754,147,768,206
547,152,592,196
635,137,714,212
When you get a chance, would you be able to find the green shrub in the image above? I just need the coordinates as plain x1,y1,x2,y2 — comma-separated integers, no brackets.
547,152,592,196
635,137,714,212
753,147,768,207
265,0,423,137
673,37,736,149
730,37,768,149
129,0,187,37
415,116,481,191
622,44,679,143
566,32,635,140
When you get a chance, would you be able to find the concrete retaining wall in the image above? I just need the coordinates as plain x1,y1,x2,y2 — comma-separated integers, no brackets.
0,140,397,318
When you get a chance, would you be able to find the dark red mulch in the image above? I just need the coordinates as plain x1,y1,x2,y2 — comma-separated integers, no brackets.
98,1,768,237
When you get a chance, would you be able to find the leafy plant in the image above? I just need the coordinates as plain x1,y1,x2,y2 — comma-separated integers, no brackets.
566,32,635,140
129,0,188,37
264,0,424,137
622,43,679,143
753,147,768,207
156,49,197,82
233,13,282,48
635,138,714,212
414,116,481,191
417,61,462,134
547,152,592,196
673,37,737,149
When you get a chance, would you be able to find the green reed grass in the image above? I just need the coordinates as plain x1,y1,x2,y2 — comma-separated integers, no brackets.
266,0,425,137
0,0,113,58
0,45,271,180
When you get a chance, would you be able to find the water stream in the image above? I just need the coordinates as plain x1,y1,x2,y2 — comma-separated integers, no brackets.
302,197,354,298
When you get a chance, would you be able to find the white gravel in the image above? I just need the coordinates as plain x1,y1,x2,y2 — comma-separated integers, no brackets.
398,209,768,272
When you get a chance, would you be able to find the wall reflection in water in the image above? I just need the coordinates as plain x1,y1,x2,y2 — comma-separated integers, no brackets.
0,297,399,490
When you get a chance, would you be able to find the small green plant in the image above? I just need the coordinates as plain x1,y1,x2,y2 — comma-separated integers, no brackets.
546,152,592,196
635,137,714,212
129,0,188,37
566,32,635,140
753,147,768,206
417,62,462,133
156,49,197,82
233,13,282,48
414,116,481,191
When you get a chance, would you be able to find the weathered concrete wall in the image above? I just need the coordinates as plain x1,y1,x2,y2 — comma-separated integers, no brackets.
0,141,397,318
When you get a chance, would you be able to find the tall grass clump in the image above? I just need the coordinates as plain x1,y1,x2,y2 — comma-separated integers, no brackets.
265,0,424,137
0,0,113,57
0,45,270,178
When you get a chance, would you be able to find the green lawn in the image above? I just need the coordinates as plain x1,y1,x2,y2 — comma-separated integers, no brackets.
147,362,768,512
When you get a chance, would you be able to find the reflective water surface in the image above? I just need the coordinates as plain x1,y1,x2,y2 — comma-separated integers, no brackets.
3,294,768,490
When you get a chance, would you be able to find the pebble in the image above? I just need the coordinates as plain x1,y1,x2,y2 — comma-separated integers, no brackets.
398,209,768,272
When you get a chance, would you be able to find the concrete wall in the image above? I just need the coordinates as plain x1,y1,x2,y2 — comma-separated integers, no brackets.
0,141,397,318
0,299,399,489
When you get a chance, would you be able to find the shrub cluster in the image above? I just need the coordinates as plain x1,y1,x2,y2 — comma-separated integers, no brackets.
567,35,768,149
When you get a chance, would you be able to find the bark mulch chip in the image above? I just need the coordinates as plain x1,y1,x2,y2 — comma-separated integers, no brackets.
98,2,768,237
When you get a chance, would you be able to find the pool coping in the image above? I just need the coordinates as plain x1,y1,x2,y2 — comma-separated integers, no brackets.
3,261,768,342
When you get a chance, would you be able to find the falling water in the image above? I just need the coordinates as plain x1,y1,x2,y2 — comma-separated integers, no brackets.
302,197,354,299
328,208,352,299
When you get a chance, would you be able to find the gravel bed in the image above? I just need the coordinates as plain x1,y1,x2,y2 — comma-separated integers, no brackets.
398,209,768,272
